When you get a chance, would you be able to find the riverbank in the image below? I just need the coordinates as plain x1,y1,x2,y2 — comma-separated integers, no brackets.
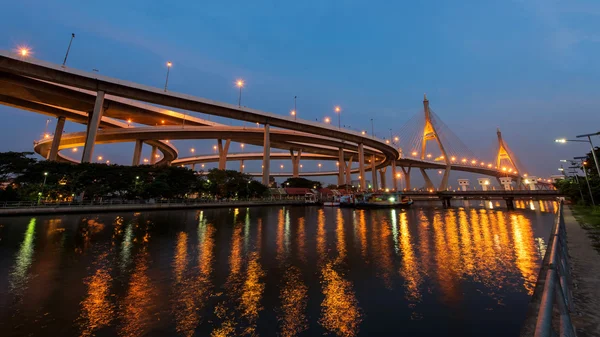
0,200,305,216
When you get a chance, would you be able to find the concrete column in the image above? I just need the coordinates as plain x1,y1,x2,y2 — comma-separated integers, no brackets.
192,163,196,171
262,124,270,185
82,91,105,163
48,116,66,161
132,139,143,166
401,166,412,190
420,168,434,190
345,155,353,186
337,148,344,186
371,155,378,191
240,160,244,173
150,146,158,164
379,167,387,190
358,143,365,190
391,161,398,191
217,139,231,170
439,165,451,191
290,149,302,178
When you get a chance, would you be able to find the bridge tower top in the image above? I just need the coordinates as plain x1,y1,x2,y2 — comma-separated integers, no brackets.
496,128,521,175
421,95,447,161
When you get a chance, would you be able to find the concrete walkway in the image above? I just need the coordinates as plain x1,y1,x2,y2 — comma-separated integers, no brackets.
565,207,600,337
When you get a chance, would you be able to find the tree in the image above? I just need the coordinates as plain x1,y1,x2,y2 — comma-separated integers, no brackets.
281,177,322,189
0,152,36,183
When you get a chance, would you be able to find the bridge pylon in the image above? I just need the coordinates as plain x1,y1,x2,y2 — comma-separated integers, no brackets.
496,128,523,188
421,94,451,190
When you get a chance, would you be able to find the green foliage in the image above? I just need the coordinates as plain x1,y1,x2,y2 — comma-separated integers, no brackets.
0,152,267,201
281,177,321,189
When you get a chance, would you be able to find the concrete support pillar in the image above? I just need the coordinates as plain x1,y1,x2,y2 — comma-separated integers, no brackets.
290,149,302,178
132,140,143,166
391,161,398,191
371,155,378,191
48,116,66,161
82,91,105,163
358,143,365,190
217,139,231,170
379,167,387,190
240,160,244,173
401,166,412,190
262,124,270,186
150,146,158,165
337,148,344,186
420,168,434,190
345,155,353,186
192,163,196,171
439,165,451,191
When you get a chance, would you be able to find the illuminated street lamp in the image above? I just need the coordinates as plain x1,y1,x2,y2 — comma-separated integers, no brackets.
318,163,322,171
236,79,244,107
240,143,245,152
213,145,217,154
38,172,48,204
97,156,103,161
143,158,149,163
556,135,600,178
164,61,172,92
324,117,331,124
334,106,341,129
190,148,195,153
18,47,30,58
72,147,78,152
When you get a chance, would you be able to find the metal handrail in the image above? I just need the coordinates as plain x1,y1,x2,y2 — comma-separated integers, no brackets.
534,203,576,337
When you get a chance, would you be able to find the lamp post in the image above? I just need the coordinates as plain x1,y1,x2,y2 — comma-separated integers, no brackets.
236,79,244,107
577,132,600,179
38,172,48,205
164,62,172,92
556,135,600,178
334,106,341,129
371,118,375,138
567,165,585,201
574,156,595,206
62,33,75,67
293,96,297,120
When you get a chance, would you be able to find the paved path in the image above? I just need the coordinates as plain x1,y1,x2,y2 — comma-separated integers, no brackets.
565,207,600,337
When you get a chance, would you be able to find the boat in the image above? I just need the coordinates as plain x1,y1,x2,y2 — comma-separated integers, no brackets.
347,192,413,209
304,193,322,205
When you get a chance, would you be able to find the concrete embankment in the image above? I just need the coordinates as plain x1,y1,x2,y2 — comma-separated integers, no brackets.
0,200,305,216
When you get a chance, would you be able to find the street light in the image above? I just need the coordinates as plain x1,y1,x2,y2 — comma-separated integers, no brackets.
577,132,600,179
62,33,75,67
164,62,172,92
334,106,341,129
575,156,595,206
324,117,331,124
38,172,48,204
97,156,103,161
236,79,244,107
19,47,30,57
190,148,195,153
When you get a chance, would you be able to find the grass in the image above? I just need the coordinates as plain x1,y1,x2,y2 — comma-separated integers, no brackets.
572,205,600,229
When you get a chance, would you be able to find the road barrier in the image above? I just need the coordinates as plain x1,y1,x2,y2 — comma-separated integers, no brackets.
533,203,576,337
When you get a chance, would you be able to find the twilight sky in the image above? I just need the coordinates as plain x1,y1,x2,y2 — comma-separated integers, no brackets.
1,0,599,184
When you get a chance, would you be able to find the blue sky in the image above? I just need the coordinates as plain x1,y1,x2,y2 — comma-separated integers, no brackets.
1,0,600,184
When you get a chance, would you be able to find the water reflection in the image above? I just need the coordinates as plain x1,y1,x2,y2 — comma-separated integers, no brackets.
0,205,554,337
9,218,36,297
320,261,362,337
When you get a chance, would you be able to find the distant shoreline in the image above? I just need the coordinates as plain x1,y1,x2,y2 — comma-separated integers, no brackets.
0,200,305,216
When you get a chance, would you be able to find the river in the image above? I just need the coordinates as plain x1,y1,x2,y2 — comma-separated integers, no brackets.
0,201,556,337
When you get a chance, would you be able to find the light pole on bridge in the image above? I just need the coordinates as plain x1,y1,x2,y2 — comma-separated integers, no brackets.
164,62,172,92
